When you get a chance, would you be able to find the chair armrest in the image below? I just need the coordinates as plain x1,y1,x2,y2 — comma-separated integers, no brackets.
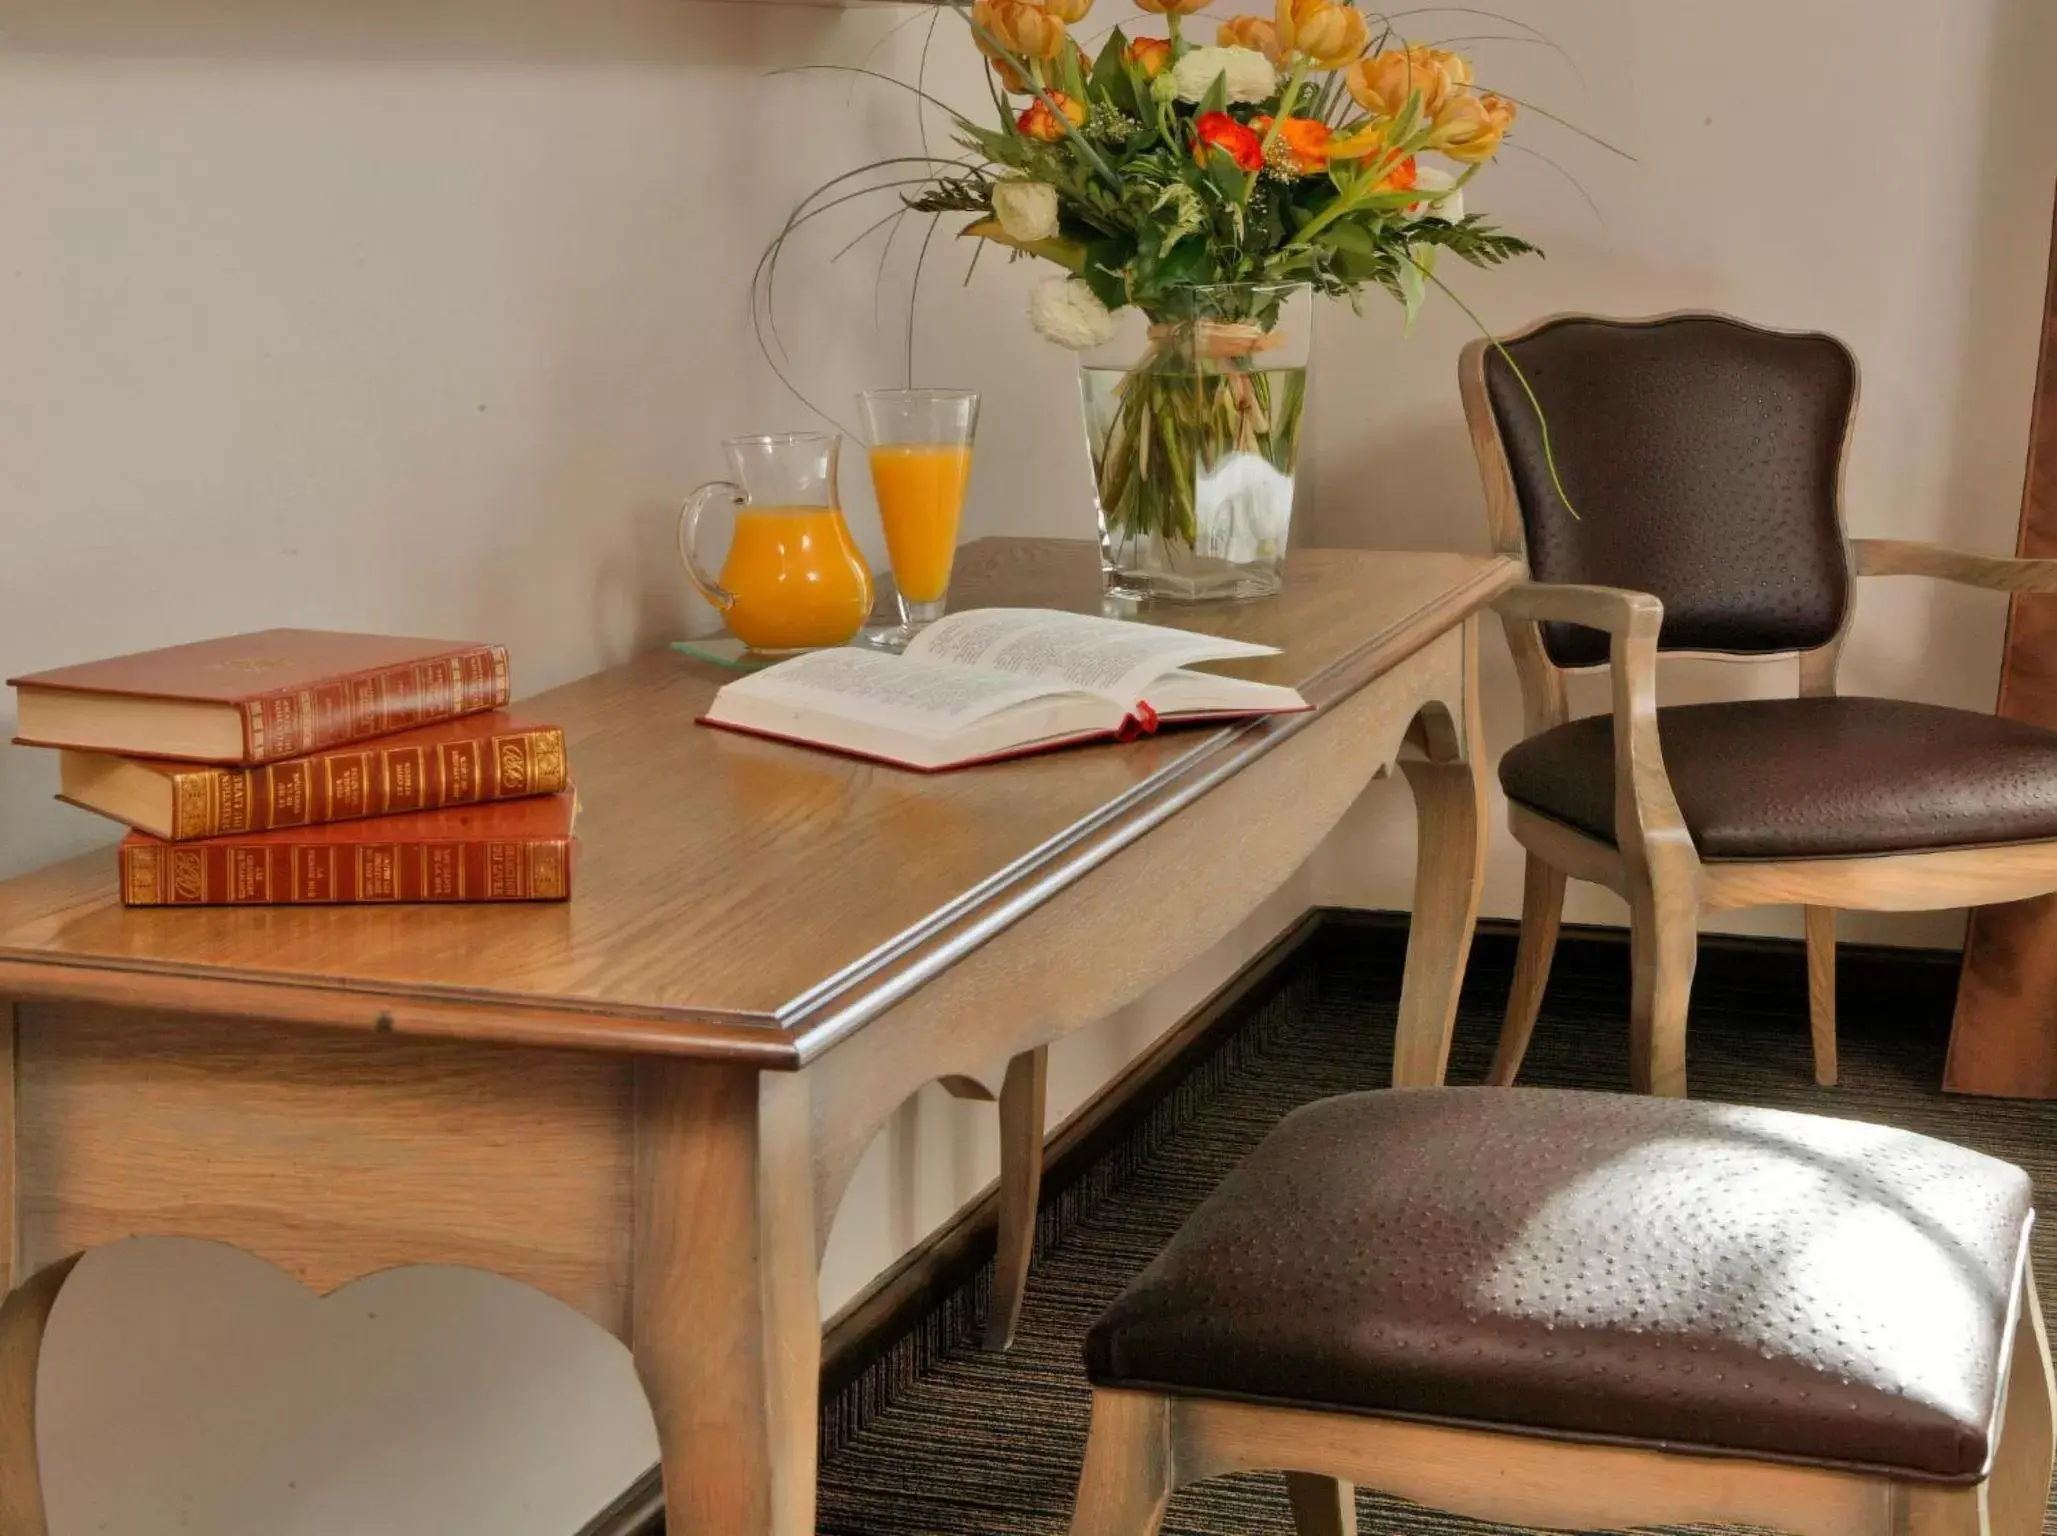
1493,582,1697,887
1493,581,1665,639
1852,539,2057,593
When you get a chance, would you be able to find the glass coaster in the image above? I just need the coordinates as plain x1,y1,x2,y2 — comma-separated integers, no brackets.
671,633,885,671
669,636,788,672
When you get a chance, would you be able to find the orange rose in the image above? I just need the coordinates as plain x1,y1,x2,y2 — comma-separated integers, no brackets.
1124,35,1174,77
1216,14,1284,63
1274,0,1368,69
1345,43,1470,118
1427,91,1514,162
1193,110,1265,172
1018,91,1089,142
1251,114,1332,174
973,0,1068,62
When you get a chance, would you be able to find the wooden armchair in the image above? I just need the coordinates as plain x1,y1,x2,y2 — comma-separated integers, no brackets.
1460,312,2057,1097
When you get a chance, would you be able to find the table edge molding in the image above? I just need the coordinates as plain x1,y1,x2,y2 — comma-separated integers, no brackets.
780,556,1518,1062
0,957,797,1066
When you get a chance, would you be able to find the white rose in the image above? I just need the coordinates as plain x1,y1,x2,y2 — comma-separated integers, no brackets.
993,179,1061,244
1171,46,1276,107
1410,164,1465,223
1028,276,1120,351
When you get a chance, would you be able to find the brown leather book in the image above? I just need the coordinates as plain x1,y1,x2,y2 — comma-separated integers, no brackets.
118,792,577,906
60,713,568,841
11,629,510,764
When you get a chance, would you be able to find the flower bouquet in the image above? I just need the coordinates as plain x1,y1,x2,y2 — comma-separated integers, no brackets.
781,0,1545,597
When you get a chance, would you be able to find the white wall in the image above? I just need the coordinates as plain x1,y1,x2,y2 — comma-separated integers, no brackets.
4,0,2056,1528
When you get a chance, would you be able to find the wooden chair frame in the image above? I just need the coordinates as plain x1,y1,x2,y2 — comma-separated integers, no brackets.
1068,1267,2057,1536
1461,312,2057,1097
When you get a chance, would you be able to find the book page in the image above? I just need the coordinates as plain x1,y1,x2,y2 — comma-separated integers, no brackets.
721,647,1081,735
906,608,1277,703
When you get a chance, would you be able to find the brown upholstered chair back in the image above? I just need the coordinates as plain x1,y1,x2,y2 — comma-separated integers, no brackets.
1479,313,1858,667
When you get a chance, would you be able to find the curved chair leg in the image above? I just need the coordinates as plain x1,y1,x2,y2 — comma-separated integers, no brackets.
1070,1390,1172,1536
0,1254,85,1536
1488,855,1567,1086
1805,906,1838,1087
1285,1472,1358,1536
985,1044,1048,1351
1986,1271,2055,1536
1628,887,1697,1098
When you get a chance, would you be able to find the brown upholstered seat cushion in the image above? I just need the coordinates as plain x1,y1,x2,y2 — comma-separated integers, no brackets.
1084,1088,2033,1480
1498,695,2057,860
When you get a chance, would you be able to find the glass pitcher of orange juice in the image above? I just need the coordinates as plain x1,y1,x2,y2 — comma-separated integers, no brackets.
678,433,875,653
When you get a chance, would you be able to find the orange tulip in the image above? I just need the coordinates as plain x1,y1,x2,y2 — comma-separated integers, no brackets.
993,39,1089,91
1043,0,1093,21
1345,43,1470,119
1427,91,1515,162
1124,35,1174,77
1274,0,1368,69
1322,119,1414,188
1018,91,1089,141
973,0,1068,62
1324,119,1389,160
1216,14,1284,64
1133,0,1210,17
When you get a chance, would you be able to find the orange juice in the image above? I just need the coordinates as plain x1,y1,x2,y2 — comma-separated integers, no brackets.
869,444,972,604
714,507,874,651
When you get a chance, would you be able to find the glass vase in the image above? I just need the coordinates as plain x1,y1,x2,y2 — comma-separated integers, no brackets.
1080,281,1311,602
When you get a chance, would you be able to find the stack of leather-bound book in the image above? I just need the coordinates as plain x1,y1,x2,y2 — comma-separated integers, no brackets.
7,630,575,906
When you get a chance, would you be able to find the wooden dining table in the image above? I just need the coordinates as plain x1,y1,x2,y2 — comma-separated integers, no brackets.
0,538,1518,1535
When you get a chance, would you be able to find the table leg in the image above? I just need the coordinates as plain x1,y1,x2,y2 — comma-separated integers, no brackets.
632,1062,819,1536
1390,622,1488,1089
985,1044,1048,1351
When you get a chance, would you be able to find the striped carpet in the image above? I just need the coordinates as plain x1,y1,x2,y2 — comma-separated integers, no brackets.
812,923,2057,1536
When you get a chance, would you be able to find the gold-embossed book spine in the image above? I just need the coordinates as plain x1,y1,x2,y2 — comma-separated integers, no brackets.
159,723,568,839
119,793,576,905
241,645,511,762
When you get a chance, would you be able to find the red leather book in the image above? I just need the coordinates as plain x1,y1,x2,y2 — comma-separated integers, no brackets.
59,713,568,840
11,629,510,764
117,793,576,906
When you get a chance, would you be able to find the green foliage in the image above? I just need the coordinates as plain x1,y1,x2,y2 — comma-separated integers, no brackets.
905,171,999,216
1089,30,1141,119
785,11,1545,330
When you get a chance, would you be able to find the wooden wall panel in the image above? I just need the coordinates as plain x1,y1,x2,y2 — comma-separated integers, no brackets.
1948,189,2057,1097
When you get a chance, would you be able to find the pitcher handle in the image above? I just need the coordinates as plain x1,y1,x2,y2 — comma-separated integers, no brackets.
678,480,742,612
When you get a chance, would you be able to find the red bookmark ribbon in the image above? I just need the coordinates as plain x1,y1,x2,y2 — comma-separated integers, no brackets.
1115,702,1161,742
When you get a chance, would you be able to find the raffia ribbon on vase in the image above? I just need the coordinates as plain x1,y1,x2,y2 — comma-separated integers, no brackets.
1145,318,1284,359
1145,320,1283,447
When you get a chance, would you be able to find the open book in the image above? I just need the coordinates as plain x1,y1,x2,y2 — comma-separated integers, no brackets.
697,608,1309,771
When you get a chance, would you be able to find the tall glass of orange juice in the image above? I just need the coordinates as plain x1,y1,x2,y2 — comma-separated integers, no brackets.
859,389,978,648
677,433,874,653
